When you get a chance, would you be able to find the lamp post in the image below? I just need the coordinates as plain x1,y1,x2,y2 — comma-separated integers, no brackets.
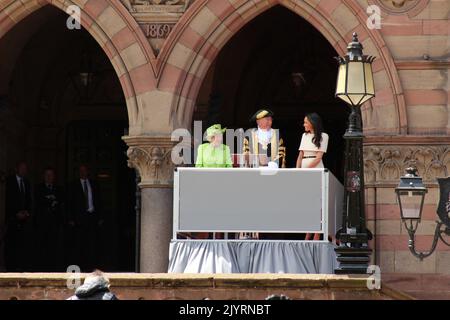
396,167,450,260
334,33,376,274
78,50,94,99
70,38,96,102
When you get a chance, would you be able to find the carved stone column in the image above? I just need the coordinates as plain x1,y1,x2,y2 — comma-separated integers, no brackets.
124,136,175,273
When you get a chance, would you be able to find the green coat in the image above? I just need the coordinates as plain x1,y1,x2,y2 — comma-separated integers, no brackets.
195,143,233,168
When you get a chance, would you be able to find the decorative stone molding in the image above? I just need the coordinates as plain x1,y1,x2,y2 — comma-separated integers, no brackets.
373,0,429,17
124,136,176,188
121,0,192,13
396,60,450,71
364,143,449,186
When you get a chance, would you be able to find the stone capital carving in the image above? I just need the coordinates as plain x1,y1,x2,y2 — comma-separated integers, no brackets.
364,143,449,186
124,136,176,188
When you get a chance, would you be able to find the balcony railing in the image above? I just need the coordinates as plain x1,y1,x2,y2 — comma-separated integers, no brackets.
173,168,343,241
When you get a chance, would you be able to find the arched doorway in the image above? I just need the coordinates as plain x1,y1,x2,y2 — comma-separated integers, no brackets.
161,0,406,137
194,6,347,177
0,5,136,272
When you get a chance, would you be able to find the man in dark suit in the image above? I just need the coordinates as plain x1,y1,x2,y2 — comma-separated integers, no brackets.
68,165,102,272
5,161,33,271
34,167,65,271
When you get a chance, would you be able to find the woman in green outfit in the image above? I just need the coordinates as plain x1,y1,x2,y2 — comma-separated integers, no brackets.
196,124,233,168
187,124,231,240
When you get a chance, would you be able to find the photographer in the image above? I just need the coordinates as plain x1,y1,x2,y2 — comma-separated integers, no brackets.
67,270,118,300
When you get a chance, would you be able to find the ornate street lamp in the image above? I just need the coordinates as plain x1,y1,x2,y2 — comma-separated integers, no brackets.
334,33,376,274
396,167,450,260
396,167,427,221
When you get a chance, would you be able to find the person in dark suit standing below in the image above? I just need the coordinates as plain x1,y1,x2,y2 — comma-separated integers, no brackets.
5,161,33,271
34,167,65,271
68,165,102,272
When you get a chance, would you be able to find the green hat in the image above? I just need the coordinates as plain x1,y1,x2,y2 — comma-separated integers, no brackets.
206,124,226,141
250,108,274,122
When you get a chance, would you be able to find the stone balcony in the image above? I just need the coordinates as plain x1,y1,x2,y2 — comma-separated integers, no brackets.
0,273,413,300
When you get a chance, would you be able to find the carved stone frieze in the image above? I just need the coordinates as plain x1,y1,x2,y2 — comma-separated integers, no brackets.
364,144,449,185
121,0,192,13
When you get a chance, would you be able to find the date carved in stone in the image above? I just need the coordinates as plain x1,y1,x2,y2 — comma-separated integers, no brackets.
364,145,449,185
120,0,193,55
140,23,176,55
141,23,174,39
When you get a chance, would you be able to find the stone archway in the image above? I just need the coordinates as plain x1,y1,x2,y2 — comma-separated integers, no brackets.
0,3,144,272
158,0,407,135
0,0,157,135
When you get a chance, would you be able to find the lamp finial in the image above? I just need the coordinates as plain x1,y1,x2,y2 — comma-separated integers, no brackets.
347,32,363,60
405,167,418,177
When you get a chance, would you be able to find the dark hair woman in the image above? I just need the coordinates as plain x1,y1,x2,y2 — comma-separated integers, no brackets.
296,113,328,169
305,113,324,148
296,113,329,241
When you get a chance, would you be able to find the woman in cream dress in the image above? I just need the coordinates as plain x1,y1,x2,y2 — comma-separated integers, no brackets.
296,113,328,241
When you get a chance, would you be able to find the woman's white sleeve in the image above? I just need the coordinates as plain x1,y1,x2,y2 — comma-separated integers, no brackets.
320,134,329,152
298,133,305,151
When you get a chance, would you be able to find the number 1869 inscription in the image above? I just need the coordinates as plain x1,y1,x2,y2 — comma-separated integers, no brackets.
142,24,174,39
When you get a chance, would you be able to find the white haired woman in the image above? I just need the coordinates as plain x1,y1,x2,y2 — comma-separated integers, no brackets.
195,124,233,168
